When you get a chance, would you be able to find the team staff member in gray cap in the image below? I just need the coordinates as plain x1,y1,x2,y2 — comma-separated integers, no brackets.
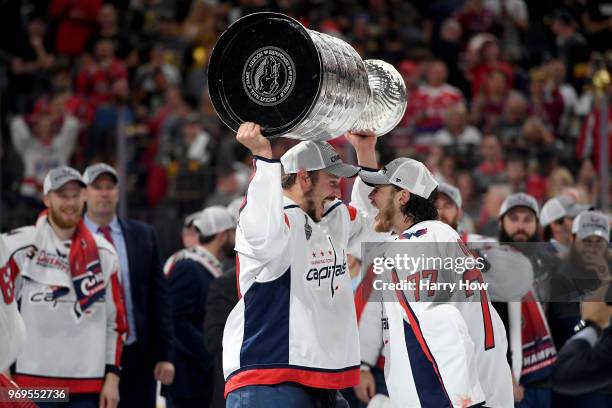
3,166,126,408
551,211,612,405
540,196,592,253
83,163,175,408
494,193,560,407
165,206,236,408
553,211,611,302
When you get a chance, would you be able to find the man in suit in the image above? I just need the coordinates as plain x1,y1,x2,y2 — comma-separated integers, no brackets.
165,206,236,408
83,163,175,408
204,267,239,408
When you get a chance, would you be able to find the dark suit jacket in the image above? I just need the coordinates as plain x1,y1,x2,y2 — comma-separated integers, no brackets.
552,324,612,395
119,218,174,365
167,258,216,401
204,269,239,408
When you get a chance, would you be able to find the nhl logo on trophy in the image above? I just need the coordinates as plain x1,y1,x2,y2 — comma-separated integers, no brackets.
208,12,407,141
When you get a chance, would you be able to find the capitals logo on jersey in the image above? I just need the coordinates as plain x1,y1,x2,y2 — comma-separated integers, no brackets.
306,248,347,297
401,228,428,240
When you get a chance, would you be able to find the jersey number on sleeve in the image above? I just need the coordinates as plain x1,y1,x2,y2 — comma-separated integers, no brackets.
458,239,495,350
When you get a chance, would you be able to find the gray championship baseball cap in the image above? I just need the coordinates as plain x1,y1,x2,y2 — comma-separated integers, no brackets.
438,182,462,208
43,166,86,194
83,163,118,185
572,211,610,242
281,141,360,178
183,211,202,227
540,196,592,227
193,206,237,236
359,157,438,199
498,192,539,219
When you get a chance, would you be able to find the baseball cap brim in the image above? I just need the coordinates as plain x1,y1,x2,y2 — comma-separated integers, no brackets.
359,169,390,186
577,229,609,240
323,163,360,178
57,178,86,190
566,203,592,218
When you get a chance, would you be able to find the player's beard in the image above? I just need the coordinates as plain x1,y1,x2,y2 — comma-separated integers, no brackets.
499,228,538,243
49,204,81,229
303,190,320,222
374,200,396,233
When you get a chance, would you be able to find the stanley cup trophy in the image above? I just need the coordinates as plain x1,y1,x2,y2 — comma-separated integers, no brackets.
208,12,407,141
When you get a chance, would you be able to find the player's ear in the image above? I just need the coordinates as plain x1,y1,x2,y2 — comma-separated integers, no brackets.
398,190,409,206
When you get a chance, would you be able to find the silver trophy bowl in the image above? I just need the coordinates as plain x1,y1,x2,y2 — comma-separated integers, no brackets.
208,12,407,141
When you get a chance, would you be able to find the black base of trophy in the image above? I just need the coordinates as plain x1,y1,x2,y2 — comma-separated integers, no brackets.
208,12,322,137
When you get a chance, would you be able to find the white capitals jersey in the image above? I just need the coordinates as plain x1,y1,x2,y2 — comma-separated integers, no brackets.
353,179,512,408
222,157,373,397
0,235,26,372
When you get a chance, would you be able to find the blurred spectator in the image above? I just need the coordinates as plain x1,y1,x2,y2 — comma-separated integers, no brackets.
133,45,181,105
493,91,529,147
550,9,591,88
434,102,482,152
204,166,245,208
405,59,464,144
577,82,612,170
473,134,506,191
546,59,578,138
576,160,600,205
471,69,510,132
152,10,190,74
87,78,135,163
520,116,556,165
181,0,218,47
159,113,211,167
484,0,529,62
527,68,565,134
454,0,497,39
389,59,421,152
86,4,133,60
50,0,102,56
547,167,576,200
433,18,471,97
580,1,612,53
468,38,514,98
505,156,527,193
76,39,129,110
433,102,482,168
35,66,95,127
477,183,510,236
10,11,56,104
10,112,79,203
456,170,480,223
